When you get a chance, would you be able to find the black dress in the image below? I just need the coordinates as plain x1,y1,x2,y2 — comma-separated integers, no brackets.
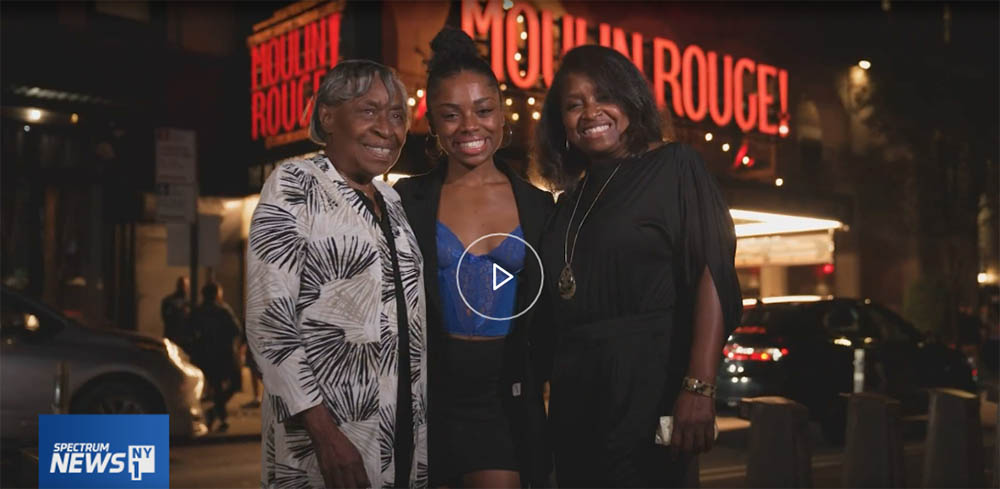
539,143,743,487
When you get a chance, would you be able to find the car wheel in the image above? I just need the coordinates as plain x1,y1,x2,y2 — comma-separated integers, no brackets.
72,380,161,415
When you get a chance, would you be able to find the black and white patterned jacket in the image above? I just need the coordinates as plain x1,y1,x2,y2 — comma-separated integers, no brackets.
246,154,427,488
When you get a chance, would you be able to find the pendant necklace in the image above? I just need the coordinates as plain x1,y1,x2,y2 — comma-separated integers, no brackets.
559,163,622,299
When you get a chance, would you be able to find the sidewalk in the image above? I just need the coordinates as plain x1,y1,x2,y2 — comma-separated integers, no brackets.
184,368,999,447
178,367,263,445
700,392,998,487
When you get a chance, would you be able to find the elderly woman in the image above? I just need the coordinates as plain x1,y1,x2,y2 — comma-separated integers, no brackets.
246,60,427,488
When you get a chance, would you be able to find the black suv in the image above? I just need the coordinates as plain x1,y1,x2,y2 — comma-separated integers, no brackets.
715,297,976,442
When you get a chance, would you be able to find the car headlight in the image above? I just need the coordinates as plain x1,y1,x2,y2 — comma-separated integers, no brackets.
163,339,204,395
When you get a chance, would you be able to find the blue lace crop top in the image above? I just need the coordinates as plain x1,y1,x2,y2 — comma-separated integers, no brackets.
437,221,525,337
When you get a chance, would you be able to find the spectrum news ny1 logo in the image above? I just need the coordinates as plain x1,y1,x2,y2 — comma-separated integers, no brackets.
39,415,169,488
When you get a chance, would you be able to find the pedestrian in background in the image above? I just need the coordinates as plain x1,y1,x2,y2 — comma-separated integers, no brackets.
190,282,242,432
161,276,191,348
535,45,742,487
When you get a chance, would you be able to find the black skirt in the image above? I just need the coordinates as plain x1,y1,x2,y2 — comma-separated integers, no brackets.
433,336,519,484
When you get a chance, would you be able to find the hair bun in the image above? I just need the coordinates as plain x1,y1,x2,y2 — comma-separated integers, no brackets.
428,28,480,74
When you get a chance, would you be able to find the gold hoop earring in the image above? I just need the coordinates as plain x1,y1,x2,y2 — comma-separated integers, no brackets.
425,133,443,160
500,124,513,149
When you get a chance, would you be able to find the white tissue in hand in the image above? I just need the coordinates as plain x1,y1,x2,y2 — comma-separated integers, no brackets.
654,416,719,446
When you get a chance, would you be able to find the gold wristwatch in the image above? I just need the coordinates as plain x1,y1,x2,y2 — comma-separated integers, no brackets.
681,376,716,398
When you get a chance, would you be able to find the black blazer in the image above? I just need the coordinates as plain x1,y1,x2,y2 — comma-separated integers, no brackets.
394,159,555,487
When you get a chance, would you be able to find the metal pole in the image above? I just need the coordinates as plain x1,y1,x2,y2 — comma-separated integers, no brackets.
190,218,198,308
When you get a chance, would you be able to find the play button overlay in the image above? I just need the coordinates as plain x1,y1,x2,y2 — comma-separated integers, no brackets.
493,263,514,291
456,232,545,321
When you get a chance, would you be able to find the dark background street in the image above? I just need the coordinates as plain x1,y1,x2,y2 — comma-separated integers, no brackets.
2,1,997,487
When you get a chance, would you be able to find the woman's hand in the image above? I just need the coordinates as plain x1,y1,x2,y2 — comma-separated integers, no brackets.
670,389,717,455
672,266,724,456
301,405,370,488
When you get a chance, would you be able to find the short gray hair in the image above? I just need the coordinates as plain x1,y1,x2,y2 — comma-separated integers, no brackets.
308,60,410,145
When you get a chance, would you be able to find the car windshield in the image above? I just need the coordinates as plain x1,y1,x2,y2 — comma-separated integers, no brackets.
739,303,824,335
0,290,68,337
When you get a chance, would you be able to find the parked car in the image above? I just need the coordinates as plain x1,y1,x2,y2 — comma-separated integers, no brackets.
0,288,207,443
716,295,976,443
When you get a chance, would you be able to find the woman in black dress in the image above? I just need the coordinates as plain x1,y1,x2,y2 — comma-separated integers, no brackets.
394,29,553,488
534,45,743,487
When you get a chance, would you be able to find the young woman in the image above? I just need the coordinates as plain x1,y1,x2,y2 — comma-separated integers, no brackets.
394,28,553,489
535,45,743,487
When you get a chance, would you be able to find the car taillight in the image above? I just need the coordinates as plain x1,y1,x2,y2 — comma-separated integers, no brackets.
733,326,767,335
722,343,789,361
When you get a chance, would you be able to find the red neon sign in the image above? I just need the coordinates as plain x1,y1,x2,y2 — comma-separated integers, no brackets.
248,3,343,148
462,0,790,136
505,3,539,89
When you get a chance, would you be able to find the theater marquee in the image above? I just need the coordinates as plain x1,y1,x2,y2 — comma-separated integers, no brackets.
248,1,344,148
462,0,790,136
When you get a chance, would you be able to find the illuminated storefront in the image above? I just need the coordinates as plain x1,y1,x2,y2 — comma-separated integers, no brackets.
730,209,844,298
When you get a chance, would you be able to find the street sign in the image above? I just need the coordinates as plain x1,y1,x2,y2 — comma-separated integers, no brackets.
155,128,196,185
155,128,197,223
156,182,196,223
